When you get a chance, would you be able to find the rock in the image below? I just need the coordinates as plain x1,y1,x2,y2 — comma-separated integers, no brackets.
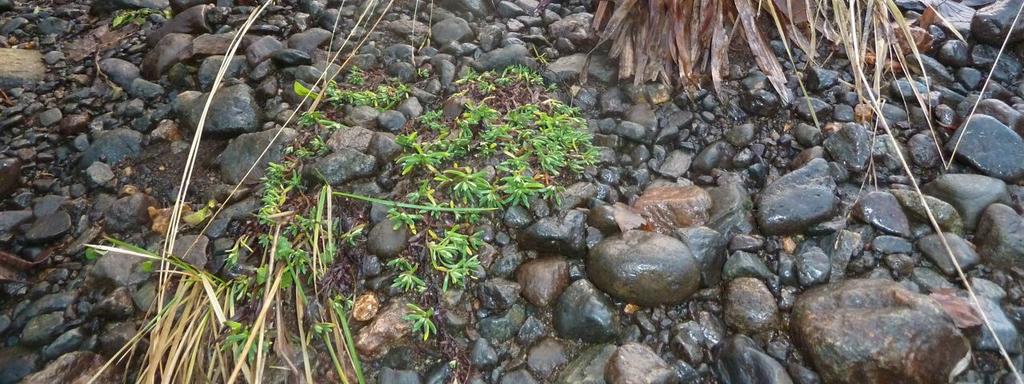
78,129,143,168
657,150,692,178
972,298,1021,354
92,249,147,287
605,343,675,384
217,128,298,184
99,58,142,89
307,148,377,186
355,300,410,358
470,338,499,368
806,67,839,91
556,344,617,384
0,210,31,233
0,48,45,88
377,110,407,132
946,114,1024,182
171,235,208,268
147,4,211,47
197,55,245,91
478,278,521,310
796,247,830,287
287,28,332,54
0,347,39,384
937,40,970,67
554,279,619,342
516,257,569,307
478,44,535,71
104,193,157,233
908,132,940,167
245,36,283,66
922,173,1009,230
443,0,490,17
722,251,774,281
890,189,964,234
971,0,1024,44
21,312,65,346
917,233,979,275
501,370,538,384
548,13,594,46
546,53,587,83
432,17,472,45
270,49,311,67
975,203,1024,270
479,304,526,342
326,126,373,153
352,294,379,322
141,33,193,80
378,368,421,384
633,185,712,232
852,191,910,236
756,158,838,235
0,158,20,198
792,279,970,384
676,226,727,287
182,84,263,136
527,338,568,379
794,97,831,121
715,335,794,384
824,123,870,172
24,210,71,244
520,210,587,257
724,277,778,333
94,288,135,319
366,219,410,259
22,351,117,384
588,230,700,306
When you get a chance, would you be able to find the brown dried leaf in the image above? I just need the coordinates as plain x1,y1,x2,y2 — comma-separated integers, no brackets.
735,0,794,103
930,290,983,329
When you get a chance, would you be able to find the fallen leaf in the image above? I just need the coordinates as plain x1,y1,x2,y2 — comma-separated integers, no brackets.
930,290,983,328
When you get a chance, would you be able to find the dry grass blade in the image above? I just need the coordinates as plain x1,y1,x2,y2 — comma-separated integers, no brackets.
736,0,794,102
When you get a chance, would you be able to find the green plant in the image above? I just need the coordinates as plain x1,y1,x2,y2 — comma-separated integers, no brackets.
111,8,168,29
403,303,437,341
346,68,366,86
299,111,343,131
387,258,427,293
417,68,430,79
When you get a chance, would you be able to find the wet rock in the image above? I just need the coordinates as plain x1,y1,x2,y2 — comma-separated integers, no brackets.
479,304,526,342
824,123,870,172
908,132,940,167
946,114,1024,182
971,0,1024,44
90,0,168,14
378,368,421,384
975,203,1024,270
972,298,1021,353
0,346,39,384
0,158,20,198
722,251,774,281
270,48,311,67
287,28,332,54
94,287,135,320
355,300,410,358
554,279,619,342
245,36,282,66
890,189,964,234
147,4,210,47
633,185,711,232
917,233,979,275
922,173,1009,230
556,344,617,384
520,210,587,257
104,193,157,233
806,68,839,91
587,230,700,306
515,256,569,307
24,210,71,244
307,148,377,186
692,141,735,173
527,338,568,379
478,44,534,71
796,247,830,287
0,48,45,88
756,158,838,235
677,226,726,287
500,370,538,384
605,343,675,384
92,249,148,287
182,83,263,136
432,17,472,45
478,278,521,310
0,210,31,233
794,97,831,121
367,219,410,259
353,294,379,322
852,191,910,236
197,55,245,91
938,40,970,67
657,150,692,178
22,351,117,384
791,279,970,384
78,129,143,168
725,277,779,333
22,312,65,346
715,335,793,384
217,128,298,184
141,33,193,80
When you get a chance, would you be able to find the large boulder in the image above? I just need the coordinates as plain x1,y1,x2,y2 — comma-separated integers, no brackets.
946,114,1024,182
587,230,700,306
922,173,1009,230
791,279,970,384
